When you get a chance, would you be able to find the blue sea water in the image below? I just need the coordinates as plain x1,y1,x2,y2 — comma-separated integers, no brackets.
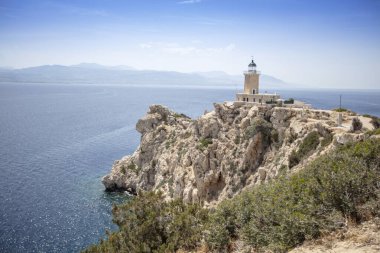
0,83,379,253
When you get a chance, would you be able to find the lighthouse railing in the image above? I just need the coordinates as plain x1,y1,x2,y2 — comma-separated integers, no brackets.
244,70,261,75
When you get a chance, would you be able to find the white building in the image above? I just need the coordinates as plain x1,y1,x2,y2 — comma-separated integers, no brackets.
236,59,280,104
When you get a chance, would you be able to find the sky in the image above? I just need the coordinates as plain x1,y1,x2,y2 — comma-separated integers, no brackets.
0,0,379,89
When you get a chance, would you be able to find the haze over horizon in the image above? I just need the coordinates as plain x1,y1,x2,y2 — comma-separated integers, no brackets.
0,0,379,89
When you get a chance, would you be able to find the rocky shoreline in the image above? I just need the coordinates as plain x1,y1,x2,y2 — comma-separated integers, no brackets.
102,102,374,207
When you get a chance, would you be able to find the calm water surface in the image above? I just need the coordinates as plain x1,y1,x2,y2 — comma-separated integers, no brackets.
0,84,379,252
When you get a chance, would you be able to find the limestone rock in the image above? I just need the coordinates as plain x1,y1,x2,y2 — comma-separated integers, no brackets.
102,103,370,207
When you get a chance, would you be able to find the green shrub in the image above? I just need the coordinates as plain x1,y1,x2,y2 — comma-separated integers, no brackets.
284,98,294,104
288,131,320,168
351,117,363,132
197,137,213,151
333,108,348,112
271,129,279,144
306,152,377,221
288,150,300,168
361,114,380,128
367,128,380,136
320,131,333,147
244,117,273,147
84,191,208,253
238,176,323,252
120,165,126,175
173,113,190,119
205,200,238,250
369,116,380,129
206,138,380,252
234,135,240,144
127,162,139,174
86,139,380,253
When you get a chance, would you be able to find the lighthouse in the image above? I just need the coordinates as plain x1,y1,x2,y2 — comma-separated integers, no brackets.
244,59,260,94
236,58,280,104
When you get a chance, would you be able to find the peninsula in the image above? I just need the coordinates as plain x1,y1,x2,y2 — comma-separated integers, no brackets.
91,61,380,253
102,60,372,205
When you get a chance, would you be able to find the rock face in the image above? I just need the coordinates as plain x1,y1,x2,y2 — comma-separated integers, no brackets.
102,102,371,207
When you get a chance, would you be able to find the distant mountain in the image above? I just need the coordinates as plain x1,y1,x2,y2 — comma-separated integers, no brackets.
0,63,294,89
71,63,135,71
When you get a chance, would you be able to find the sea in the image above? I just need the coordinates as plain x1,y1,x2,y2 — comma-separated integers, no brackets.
0,83,379,253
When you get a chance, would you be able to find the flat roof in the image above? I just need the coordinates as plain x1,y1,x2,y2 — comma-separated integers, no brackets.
236,93,280,96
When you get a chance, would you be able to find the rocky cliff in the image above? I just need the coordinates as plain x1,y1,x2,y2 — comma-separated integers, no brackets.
102,102,372,207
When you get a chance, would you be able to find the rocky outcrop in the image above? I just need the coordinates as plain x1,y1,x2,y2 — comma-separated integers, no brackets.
102,102,373,207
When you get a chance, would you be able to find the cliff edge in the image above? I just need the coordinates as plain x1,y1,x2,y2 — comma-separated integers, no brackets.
102,102,373,206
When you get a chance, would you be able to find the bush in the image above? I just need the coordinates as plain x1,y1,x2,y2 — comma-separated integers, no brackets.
370,117,380,129
205,200,238,250
333,108,348,112
351,117,363,132
284,98,294,104
197,137,213,151
367,128,380,136
86,139,380,253
288,150,300,168
84,191,208,253
361,114,380,129
207,138,380,252
320,131,333,147
173,113,190,119
238,176,324,252
120,165,126,175
288,131,320,168
127,162,139,174
244,117,273,145
306,152,377,221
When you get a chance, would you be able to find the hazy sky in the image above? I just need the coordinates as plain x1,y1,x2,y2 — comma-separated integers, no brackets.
0,0,379,88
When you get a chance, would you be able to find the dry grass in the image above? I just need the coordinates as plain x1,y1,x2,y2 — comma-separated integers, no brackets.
290,218,380,253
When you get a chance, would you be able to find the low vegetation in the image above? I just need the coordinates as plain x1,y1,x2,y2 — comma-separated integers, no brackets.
351,117,363,132
284,98,294,104
120,165,126,175
332,107,357,116
127,162,139,174
320,131,333,147
206,138,380,252
363,114,380,129
367,128,380,136
197,137,213,151
371,117,380,129
173,113,190,119
333,107,349,112
84,191,208,253
84,139,380,253
244,117,274,146
288,131,320,168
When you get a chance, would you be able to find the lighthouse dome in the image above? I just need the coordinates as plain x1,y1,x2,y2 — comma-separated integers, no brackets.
248,59,256,67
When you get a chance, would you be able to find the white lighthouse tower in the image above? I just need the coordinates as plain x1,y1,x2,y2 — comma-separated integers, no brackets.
244,59,260,95
236,58,280,104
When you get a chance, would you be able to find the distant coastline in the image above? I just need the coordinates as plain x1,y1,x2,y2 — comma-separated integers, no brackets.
0,63,293,89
